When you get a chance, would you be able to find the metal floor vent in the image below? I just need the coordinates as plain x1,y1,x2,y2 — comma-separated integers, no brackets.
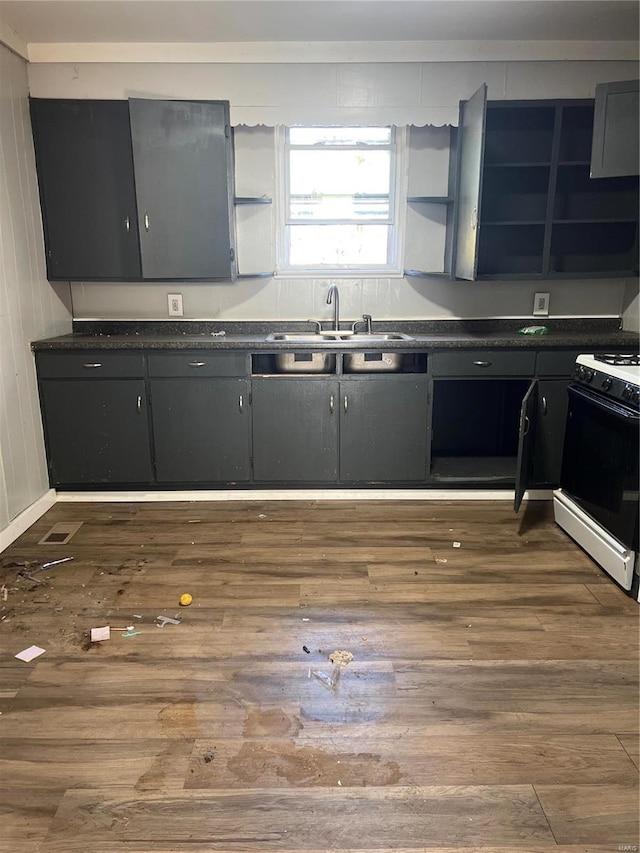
38,522,83,546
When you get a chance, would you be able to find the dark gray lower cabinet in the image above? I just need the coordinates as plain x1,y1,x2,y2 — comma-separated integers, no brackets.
150,379,250,482
340,378,428,481
252,378,338,482
252,376,429,483
40,380,153,486
532,379,571,486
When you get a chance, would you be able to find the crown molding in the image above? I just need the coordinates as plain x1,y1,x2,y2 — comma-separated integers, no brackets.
27,39,639,64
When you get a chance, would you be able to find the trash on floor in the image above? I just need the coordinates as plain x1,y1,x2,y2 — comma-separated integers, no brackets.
90,626,111,642
329,649,354,666
41,556,74,570
302,645,311,654
122,631,142,638
179,593,193,606
452,541,461,548
309,663,341,692
15,645,46,662
1,585,7,601
155,614,181,628
435,557,448,563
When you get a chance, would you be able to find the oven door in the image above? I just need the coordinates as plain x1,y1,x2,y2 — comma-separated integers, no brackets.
560,383,639,551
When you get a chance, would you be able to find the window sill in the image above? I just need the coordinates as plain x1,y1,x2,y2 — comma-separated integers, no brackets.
275,269,406,280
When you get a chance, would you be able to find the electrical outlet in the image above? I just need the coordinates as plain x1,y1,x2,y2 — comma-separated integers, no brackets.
533,292,550,316
168,293,183,317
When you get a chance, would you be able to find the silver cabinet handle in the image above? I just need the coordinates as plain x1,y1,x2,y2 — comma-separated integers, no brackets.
144,212,150,231
523,415,530,436
82,362,102,369
473,360,492,367
330,394,334,414
344,395,348,414
542,395,547,415
124,216,130,233
239,394,244,413
136,395,142,414
188,361,206,368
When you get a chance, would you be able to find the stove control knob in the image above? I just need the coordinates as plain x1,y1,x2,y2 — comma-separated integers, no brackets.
584,368,594,383
633,389,640,407
622,384,633,401
601,377,612,391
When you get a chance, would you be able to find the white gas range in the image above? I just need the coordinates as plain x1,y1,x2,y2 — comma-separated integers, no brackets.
553,352,640,600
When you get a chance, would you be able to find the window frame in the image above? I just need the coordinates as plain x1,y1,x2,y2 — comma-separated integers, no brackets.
275,125,407,277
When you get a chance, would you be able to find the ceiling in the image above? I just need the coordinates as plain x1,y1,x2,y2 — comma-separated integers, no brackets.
0,0,638,45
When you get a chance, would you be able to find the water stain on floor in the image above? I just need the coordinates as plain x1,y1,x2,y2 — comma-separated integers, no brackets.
243,706,302,738
227,741,402,787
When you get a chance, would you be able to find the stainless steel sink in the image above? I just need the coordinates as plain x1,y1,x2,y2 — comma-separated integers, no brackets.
266,332,351,342
352,332,414,342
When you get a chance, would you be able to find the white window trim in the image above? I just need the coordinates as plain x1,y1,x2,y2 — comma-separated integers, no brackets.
274,125,408,278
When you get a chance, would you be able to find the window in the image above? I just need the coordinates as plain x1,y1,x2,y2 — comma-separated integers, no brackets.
278,126,405,273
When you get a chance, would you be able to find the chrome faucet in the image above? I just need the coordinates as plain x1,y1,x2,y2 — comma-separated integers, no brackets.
326,285,340,331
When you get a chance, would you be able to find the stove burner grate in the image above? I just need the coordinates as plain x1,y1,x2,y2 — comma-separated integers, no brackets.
594,353,640,366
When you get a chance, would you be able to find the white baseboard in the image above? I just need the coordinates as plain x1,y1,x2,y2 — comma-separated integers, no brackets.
56,489,552,503
0,489,57,553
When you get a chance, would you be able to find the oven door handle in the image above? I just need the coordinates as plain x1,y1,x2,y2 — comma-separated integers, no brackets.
568,383,640,422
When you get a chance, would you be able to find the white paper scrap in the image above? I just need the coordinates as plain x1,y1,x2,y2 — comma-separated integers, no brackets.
15,645,46,662
453,541,461,548
90,626,111,642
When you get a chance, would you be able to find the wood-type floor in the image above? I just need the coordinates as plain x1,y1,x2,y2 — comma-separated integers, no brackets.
0,499,638,852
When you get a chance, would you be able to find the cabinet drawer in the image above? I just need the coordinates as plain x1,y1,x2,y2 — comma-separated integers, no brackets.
36,351,145,378
147,352,248,377
431,350,536,377
536,350,583,377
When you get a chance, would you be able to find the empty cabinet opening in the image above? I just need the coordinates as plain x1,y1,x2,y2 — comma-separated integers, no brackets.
484,106,555,165
431,378,530,482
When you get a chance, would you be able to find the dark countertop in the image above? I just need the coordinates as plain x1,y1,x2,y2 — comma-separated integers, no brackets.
31,319,639,352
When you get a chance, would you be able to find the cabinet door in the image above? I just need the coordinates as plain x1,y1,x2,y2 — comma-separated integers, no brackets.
453,84,487,280
591,80,639,178
150,379,250,482
40,380,152,485
129,99,234,280
340,379,428,482
29,99,141,280
252,378,338,482
532,379,570,487
514,380,538,512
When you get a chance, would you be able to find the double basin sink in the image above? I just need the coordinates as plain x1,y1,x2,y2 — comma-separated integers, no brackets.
265,330,414,373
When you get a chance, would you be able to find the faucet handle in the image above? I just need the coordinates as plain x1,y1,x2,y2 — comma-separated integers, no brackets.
307,319,322,332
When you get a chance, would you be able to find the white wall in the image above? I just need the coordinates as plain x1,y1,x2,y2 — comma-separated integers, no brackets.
0,43,72,533
27,57,639,324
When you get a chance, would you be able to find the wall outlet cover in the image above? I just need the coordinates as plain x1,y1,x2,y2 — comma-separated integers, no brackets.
168,293,183,317
533,292,550,316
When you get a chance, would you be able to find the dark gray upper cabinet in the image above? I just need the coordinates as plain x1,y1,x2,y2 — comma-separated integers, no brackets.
30,99,141,281
453,84,487,281
129,99,235,280
590,80,639,179
452,89,639,280
30,97,236,282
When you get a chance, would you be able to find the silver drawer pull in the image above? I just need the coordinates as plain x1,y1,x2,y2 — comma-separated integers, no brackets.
523,415,530,436
144,212,150,231
188,361,206,368
473,360,492,367
124,216,130,233
239,394,244,413
82,363,102,369
542,395,547,415
136,395,142,414
344,395,348,414
330,394,334,414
